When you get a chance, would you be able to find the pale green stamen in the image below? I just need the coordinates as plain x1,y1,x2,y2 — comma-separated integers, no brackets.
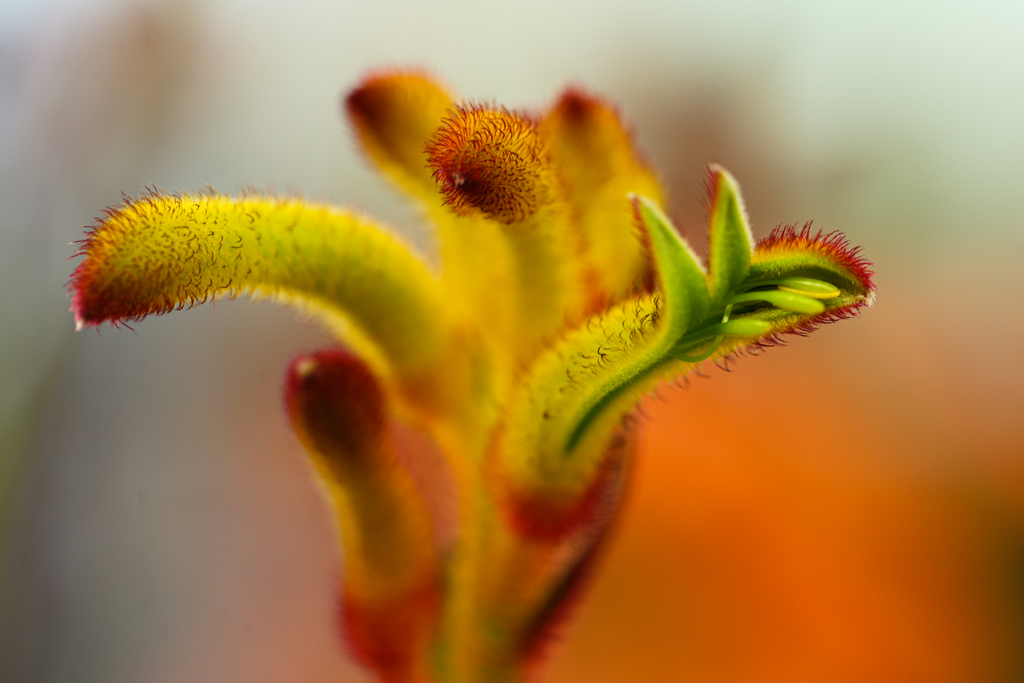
739,276,840,300
724,290,826,315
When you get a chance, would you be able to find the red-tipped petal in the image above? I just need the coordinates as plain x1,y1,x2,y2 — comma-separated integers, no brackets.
345,70,454,200
491,428,633,543
286,350,389,470
755,223,876,298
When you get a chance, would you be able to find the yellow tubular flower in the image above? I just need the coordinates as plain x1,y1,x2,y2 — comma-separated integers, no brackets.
539,88,665,311
425,104,582,364
67,71,875,683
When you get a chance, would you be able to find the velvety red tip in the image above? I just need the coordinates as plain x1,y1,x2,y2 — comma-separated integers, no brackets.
757,223,877,295
67,247,109,329
548,86,645,153
425,104,552,224
544,85,658,192
66,197,165,329
285,349,388,466
343,70,455,196
551,86,611,124
345,76,397,133
67,262,150,329
344,70,442,142
344,68,443,120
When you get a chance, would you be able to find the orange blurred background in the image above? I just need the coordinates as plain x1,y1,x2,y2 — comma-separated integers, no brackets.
1,1,1022,682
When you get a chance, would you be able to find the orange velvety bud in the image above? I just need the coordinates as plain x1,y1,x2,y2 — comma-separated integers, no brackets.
426,105,557,225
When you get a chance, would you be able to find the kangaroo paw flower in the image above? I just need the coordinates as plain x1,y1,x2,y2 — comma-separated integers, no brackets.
68,70,875,683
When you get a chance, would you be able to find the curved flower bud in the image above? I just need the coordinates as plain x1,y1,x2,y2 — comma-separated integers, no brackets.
540,88,665,309
345,71,454,203
427,105,584,361
285,350,440,683
345,73,520,383
427,105,556,225
67,191,456,409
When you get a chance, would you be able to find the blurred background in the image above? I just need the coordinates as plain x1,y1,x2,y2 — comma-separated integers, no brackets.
1,0,1022,681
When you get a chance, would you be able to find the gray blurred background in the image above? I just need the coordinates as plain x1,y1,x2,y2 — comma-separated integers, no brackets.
2,0,1023,682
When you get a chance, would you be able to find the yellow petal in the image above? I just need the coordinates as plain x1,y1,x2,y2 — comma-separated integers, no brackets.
492,292,661,538
491,196,712,536
345,70,454,203
345,74,519,374
540,88,666,310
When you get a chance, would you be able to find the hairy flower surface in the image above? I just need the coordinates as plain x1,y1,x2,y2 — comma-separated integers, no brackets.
67,71,875,683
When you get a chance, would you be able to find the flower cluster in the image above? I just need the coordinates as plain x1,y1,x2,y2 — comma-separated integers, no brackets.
68,71,874,683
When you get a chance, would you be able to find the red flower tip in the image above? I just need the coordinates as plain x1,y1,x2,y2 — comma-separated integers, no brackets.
344,69,448,151
425,104,555,224
756,222,877,297
345,68,434,116
66,193,174,330
339,575,441,679
284,349,388,468
551,86,612,123
345,73,403,133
